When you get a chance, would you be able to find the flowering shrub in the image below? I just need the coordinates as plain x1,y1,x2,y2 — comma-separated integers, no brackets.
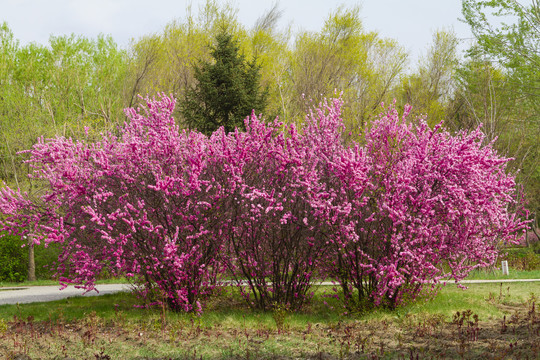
326,104,527,308
209,98,350,310
0,94,526,312
0,96,225,312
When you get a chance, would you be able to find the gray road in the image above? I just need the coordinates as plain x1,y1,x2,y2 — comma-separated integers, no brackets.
0,284,131,305
1,279,539,305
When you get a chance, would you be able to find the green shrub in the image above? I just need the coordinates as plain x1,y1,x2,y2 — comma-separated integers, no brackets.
531,240,540,255
0,234,27,282
501,247,540,271
34,241,62,279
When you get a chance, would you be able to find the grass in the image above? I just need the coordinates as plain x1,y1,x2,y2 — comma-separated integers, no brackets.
463,269,540,280
404,282,538,318
1,281,539,359
2,282,536,323
0,279,59,287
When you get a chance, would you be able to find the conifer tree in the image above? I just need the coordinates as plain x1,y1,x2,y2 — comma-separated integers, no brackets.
181,32,268,135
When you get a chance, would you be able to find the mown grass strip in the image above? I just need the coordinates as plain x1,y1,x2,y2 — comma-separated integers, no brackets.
1,282,538,323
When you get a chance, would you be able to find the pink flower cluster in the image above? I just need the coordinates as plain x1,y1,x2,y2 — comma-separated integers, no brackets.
329,104,527,308
0,94,527,312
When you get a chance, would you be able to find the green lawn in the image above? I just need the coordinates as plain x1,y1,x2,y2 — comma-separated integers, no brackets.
463,269,540,280
1,281,537,322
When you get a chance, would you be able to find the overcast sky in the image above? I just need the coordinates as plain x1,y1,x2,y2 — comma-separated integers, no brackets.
1,0,474,64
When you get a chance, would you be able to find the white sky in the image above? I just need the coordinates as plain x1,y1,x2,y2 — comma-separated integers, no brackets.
1,0,474,64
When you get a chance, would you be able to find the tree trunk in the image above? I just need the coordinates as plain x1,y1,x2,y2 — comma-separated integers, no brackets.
27,242,36,281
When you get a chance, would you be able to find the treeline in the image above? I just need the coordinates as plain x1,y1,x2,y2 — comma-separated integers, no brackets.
0,0,538,221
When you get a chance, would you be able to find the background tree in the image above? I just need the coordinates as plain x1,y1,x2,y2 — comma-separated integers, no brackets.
0,24,129,281
397,29,459,126
0,26,129,190
123,1,232,108
462,0,539,112
286,7,407,131
125,3,407,134
461,0,540,225
181,31,268,134
247,3,290,120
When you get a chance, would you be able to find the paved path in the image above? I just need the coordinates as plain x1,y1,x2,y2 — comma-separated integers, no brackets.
0,284,131,305
0,279,539,305
451,279,540,284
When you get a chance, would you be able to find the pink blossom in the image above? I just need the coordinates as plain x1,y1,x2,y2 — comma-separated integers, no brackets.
0,94,526,313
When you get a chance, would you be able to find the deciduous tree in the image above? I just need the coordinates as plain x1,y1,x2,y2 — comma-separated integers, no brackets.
460,0,540,226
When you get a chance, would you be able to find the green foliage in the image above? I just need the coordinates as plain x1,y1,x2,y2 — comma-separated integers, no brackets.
34,242,63,279
397,29,459,126
532,240,540,255
501,247,540,271
0,235,61,282
0,234,26,282
181,31,268,134
461,0,540,213
287,6,407,130
461,0,539,108
447,58,538,195
0,24,129,191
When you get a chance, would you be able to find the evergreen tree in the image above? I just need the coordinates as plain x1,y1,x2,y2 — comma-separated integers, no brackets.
181,32,268,135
